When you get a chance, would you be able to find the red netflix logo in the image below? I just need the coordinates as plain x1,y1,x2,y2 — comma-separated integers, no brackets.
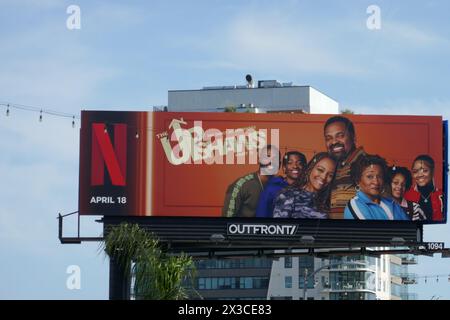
91,123,127,186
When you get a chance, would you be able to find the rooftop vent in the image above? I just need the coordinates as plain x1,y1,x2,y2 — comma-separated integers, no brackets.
258,80,281,88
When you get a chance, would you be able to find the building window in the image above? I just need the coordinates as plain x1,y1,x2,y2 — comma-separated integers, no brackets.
241,277,252,289
195,258,273,269
390,262,404,278
330,293,376,300
211,277,218,289
299,256,314,269
329,271,374,290
285,276,292,288
391,283,402,297
271,296,292,300
198,278,205,290
298,276,315,289
298,256,315,289
321,276,328,287
196,277,269,290
285,257,292,268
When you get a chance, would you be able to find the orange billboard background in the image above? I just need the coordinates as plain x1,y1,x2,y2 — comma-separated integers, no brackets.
150,112,443,217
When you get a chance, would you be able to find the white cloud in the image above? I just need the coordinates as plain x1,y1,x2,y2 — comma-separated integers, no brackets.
0,27,118,111
179,8,450,80
0,0,62,8
203,11,365,76
86,2,147,28
348,99,450,118
383,21,449,48
0,126,79,252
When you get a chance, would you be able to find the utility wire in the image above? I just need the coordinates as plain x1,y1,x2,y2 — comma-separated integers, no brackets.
0,101,79,119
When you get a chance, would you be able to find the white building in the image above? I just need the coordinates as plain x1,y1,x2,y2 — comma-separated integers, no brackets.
265,250,417,300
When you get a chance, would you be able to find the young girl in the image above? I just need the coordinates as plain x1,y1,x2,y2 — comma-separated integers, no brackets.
387,166,426,221
273,152,336,219
404,155,444,221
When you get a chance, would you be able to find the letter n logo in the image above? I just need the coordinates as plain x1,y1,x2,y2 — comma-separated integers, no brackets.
91,123,127,186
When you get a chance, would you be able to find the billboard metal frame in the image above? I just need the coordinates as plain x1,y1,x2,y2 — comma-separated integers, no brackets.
101,216,422,251
58,213,450,258
58,211,450,301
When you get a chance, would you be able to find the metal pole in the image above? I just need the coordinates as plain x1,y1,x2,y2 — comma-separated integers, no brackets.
303,268,308,300
109,257,130,300
58,213,63,241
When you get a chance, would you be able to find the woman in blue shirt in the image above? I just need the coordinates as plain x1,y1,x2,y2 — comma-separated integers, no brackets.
344,154,409,220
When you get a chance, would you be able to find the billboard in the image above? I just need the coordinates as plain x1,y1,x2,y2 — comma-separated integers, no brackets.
79,111,447,224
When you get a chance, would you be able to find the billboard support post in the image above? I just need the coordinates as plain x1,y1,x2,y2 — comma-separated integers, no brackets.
109,257,130,300
57,211,103,244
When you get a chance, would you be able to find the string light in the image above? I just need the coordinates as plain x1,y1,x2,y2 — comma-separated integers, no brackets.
416,274,450,284
1,101,79,128
0,100,447,171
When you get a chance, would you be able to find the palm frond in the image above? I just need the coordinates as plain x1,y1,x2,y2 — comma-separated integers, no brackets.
101,223,197,300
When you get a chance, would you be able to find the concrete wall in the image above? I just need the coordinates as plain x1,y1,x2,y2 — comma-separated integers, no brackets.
309,87,339,114
168,86,315,112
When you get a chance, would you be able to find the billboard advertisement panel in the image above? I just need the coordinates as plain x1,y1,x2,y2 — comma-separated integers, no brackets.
79,111,447,224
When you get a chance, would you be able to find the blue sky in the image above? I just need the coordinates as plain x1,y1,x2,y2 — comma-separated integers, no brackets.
0,0,449,299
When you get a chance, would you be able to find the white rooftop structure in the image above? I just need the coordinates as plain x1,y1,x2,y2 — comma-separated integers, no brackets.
168,79,339,114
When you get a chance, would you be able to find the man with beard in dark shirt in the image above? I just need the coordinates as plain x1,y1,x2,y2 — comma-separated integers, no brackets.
324,116,366,219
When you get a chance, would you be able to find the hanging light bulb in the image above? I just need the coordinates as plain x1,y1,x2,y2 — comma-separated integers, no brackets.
39,110,43,122
104,124,108,133
135,132,139,139
6,104,10,116
72,116,75,128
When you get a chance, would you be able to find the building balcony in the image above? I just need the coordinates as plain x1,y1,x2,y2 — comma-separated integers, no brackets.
400,254,418,265
321,281,376,293
400,273,418,285
326,264,376,273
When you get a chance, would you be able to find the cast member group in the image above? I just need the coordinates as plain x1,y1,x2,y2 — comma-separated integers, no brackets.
222,116,444,221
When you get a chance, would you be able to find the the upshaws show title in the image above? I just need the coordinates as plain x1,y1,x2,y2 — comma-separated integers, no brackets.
156,118,279,169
